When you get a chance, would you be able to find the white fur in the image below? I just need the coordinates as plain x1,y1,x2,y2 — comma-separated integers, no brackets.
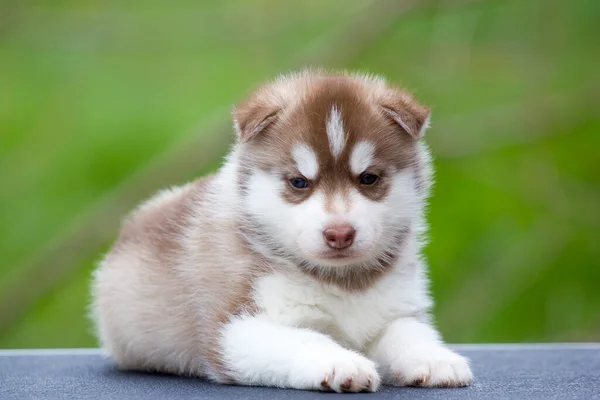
221,316,380,392
292,144,319,180
251,255,431,351
245,172,336,261
350,141,375,175
368,317,472,386
326,106,346,159
245,160,420,267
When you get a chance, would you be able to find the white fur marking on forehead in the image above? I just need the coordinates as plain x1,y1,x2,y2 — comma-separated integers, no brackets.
292,144,319,180
350,141,375,175
326,106,346,159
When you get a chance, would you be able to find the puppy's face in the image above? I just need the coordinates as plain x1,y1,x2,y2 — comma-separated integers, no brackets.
235,72,431,271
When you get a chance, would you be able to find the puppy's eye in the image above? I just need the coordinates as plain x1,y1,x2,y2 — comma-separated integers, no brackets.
359,173,378,185
290,177,309,189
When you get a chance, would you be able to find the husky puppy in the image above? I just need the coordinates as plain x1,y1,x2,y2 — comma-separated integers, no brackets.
91,70,473,393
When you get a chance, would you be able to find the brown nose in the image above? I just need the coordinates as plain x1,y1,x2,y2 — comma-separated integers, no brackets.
323,225,356,250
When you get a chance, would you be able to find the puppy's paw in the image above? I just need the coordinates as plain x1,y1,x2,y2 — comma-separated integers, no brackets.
389,347,472,388
316,351,381,393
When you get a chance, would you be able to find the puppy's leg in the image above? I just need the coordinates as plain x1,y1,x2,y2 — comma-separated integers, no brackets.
367,317,472,387
219,316,381,392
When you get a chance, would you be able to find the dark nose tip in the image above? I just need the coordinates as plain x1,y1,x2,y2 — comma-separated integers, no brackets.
323,225,356,250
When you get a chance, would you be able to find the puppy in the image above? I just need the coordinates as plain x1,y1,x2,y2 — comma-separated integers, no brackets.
91,70,473,392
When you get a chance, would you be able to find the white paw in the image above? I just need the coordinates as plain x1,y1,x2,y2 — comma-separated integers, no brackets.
313,350,381,393
389,346,473,387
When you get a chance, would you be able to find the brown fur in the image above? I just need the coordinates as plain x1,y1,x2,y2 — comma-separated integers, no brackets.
236,74,426,205
96,178,273,382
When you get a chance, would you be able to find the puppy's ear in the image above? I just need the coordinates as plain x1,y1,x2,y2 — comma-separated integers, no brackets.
379,89,431,139
233,96,280,143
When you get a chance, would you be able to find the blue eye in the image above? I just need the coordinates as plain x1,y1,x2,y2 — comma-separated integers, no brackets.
360,173,378,185
290,177,309,189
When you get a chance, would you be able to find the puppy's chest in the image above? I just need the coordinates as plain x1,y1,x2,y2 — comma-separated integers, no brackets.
253,273,397,351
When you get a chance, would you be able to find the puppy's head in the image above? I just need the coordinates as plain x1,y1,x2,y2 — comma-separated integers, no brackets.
234,70,432,277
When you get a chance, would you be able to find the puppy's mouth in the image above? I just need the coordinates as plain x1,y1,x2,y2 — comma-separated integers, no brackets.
315,249,366,264
320,251,353,259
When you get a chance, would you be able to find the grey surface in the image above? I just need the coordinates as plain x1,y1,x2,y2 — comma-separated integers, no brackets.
0,345,599,400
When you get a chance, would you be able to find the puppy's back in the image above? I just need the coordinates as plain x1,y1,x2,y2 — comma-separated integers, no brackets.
91,174,264,380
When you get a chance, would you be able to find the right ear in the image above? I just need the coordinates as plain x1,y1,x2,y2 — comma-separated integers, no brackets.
378,89,431,140
233,98,280,143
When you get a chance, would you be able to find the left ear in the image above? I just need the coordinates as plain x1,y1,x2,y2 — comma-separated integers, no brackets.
233,94,281,143
379,89,431,139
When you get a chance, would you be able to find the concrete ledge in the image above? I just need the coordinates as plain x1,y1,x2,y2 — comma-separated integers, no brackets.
1,344,599,399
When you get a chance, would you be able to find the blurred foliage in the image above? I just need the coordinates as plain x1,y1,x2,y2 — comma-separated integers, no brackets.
0,0,599,348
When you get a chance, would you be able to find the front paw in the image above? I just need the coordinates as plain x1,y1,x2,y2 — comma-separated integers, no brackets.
389,346,473,387
315,350,381,393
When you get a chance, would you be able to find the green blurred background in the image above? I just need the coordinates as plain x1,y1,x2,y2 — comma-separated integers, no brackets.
1,0,598,348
